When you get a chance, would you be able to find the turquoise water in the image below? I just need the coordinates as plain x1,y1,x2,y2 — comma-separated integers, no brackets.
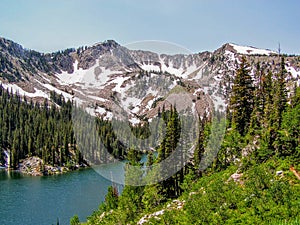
0,164,124,225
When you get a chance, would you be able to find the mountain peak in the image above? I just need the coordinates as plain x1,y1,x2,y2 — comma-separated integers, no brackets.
92,39,120,49
1,37,299,124
227,43,276,56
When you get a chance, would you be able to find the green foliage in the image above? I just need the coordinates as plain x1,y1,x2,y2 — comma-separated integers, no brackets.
152,162,300,225
104,186,119,211
218,127,244,169
117,185,144,223
142,183,165,211
0,86,82,168
279,87,300,159
70,215,80,225
229,56,254,136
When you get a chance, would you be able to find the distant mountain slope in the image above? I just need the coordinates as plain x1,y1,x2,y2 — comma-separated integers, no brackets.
0,37,299,123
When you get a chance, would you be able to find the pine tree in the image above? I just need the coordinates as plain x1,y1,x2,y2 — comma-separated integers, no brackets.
272,57,288,155
248,64,266,136
105,186,119,211
142,152,166,210
117,147,144,223
229,56,254,136
256,71,275,161
279,86,300,159
194,116,206,176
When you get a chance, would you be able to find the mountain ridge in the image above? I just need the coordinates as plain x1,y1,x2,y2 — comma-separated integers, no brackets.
0,37,299,124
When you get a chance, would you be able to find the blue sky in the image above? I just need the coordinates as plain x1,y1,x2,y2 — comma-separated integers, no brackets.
0,0,299,54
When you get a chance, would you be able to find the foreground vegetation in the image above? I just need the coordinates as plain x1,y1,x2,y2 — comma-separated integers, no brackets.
80,159,300,225
144,160,300,225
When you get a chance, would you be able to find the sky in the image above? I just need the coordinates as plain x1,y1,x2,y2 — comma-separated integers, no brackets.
0,0,299,54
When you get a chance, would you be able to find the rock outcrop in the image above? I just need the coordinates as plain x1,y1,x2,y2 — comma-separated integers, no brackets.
18,156,83,176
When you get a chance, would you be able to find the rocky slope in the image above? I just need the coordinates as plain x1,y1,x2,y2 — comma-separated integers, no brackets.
0,37,299,124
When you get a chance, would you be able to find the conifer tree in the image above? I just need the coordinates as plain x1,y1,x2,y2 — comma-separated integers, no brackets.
257,71,275,161
248,64,266,136
194,116,206,176
105,186,119,211
117,147,143,223
229,56,254,136
279,86,300,159
272,57,288,155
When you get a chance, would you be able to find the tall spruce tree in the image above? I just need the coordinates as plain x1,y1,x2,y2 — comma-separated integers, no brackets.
248,63,266,136
272,57,288,155
229,56,254,136
194,115,206,176
256,71,275,161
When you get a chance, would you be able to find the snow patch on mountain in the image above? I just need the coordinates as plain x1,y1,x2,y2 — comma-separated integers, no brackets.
225,50,235,61
85,106,113,119
56,60,123,88
286,65,300,79
160,58,198,78
286,64,300,86
87,95,107,102
192,69,203,80
85,107,97,116
42,83,73,100
56,61,85,85
138,55,200,78
139,63,160,73
104,111,113,120
96,107,106,115
111,76,131,93
129,117,141,125
0,82,49,99
230,43,276,56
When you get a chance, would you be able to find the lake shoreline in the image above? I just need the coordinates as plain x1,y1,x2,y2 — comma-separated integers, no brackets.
2,156,89,176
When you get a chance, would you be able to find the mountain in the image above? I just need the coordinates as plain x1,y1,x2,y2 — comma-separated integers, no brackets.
1,37,300,224
0,37,299,123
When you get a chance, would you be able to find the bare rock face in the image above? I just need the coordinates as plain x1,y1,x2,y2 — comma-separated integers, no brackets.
19,157,44,176
77,40,121,70
18,156,72,176
54,52,75,74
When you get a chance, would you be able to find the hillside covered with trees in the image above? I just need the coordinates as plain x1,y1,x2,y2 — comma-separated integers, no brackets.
0,88,83,169
79,57,300,225
0,88,128,172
